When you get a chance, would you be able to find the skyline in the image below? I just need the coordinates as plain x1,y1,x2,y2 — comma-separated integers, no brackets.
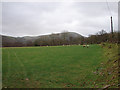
2,2,118,37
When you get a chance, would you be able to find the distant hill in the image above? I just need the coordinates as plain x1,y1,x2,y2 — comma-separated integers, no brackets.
23,32,83,41
2,32,84,47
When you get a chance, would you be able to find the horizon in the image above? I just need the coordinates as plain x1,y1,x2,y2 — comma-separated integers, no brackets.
1,30,116,38
1,31,87,37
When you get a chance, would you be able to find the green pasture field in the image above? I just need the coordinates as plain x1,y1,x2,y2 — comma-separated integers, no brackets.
2,45,105,88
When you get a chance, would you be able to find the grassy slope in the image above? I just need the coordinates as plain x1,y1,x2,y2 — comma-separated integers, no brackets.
2,45,106,88
92,43,119,88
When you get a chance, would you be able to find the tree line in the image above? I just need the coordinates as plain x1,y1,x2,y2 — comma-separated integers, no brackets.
2,30,119,47
84,30,119,44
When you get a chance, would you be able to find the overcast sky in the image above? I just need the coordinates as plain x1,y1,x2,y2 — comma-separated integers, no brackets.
2,2,118,37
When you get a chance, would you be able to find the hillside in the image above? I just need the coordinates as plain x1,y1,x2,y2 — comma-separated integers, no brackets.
2,32,84,47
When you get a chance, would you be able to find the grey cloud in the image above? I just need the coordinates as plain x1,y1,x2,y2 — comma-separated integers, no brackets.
2,2,118,37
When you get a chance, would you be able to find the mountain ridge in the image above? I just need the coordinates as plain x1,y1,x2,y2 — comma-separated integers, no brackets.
2,32,84,47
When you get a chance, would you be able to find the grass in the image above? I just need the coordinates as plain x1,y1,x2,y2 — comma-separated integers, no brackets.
2,45,108,88
92,43,119,88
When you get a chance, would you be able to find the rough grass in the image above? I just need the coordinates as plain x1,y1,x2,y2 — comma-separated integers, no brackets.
92,43,119,88
2,45,107,88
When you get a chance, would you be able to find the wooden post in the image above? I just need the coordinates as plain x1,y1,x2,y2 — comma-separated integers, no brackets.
110,16,114,42
111,16,113,37
111,16,113,34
